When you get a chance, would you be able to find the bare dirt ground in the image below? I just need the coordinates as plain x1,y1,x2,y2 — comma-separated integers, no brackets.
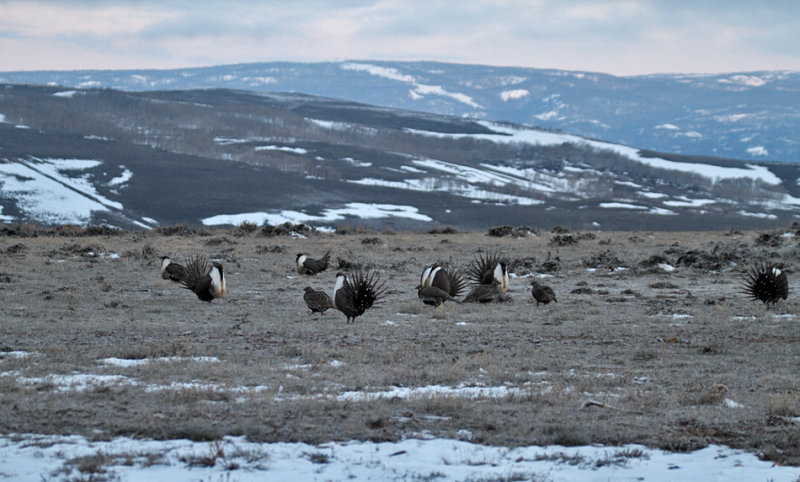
1,224,799,466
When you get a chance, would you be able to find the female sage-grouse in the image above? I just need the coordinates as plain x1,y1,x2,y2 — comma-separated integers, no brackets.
416,284,459,306
420,263,466,298
160,256,186,283
303,286,334,315
180,255,226,302
742,262,789,305
530,280,557,305
467,251,509,292
333,271,386,323
463,279,504,303
296,250,331,275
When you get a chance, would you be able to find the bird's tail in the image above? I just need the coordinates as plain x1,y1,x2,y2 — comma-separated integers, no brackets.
348,269,387,312
180,255,211,292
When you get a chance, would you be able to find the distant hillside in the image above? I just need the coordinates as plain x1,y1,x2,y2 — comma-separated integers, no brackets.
1,61,798,163
0,83,799,231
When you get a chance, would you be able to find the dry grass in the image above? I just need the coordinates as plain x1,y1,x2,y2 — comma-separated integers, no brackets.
1,226,799,465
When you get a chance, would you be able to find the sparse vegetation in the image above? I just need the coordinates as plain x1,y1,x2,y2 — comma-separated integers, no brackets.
0,226,799,470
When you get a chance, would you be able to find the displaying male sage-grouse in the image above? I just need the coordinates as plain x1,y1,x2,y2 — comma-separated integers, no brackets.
420,263,466,298
333,271,386,323
303,287,334,315
416,284,459,306
296,250,331,275
463,279,504,303
180,255,226,302
530,280,558,305
742,262,789,305
160,256,186,282
467,251,510,292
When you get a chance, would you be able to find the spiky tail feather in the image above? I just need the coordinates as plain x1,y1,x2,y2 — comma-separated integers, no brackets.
467,250,506,285
180,255,211,292
741,261,789,305
444,264,467,297
347,269,387,313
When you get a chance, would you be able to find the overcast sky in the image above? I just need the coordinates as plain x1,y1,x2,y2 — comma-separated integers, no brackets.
1,0,798,76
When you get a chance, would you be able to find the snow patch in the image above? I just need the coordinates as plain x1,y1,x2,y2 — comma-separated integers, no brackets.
0,157,122,225
718,75,766,87
108,168,133,186
500,89,529,101
340,62,416,83
1,434,798,481
254,145,308,155
746,146,769,156
411,121,782,185
202,202,432,226
599,202,648,210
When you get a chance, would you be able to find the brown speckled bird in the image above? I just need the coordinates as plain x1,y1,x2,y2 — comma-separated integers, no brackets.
416,284,459,306
463,280,504,303
303,287,334,315
530,280,557,305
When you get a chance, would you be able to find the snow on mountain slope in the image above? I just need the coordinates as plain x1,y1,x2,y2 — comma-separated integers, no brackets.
0,157,149,226
2,61,798,163
1,84,798,230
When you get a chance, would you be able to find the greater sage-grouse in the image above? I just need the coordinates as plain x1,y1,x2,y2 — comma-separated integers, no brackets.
416,284,459,306
463,280,504,303
296,250,331,275
333,271,387,323
303,287,334,315
742,262,789,305
467,251,509,292
180,255,226,302
160,256,186,282
530,280,557,305
420,263,466,298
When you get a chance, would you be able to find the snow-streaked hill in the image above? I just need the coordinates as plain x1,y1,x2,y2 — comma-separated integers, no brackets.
1,84,798,230
1,61,798,163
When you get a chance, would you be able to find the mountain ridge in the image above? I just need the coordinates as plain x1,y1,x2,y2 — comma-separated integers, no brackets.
1,60,798,164
0,83,798,231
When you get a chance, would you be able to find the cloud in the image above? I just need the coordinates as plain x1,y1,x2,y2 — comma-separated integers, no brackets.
0,0,799,74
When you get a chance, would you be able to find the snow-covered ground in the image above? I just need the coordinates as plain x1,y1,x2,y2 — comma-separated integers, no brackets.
2,433,798,481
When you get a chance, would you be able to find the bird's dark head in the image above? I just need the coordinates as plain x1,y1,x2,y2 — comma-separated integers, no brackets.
530,280,541,286
296,253,304,260
212,262,224,276
304,286,314,293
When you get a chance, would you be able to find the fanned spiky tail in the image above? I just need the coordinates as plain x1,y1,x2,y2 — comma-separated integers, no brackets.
741,261,789,305
347,269,387,313
443,263,467,298
467,250,506,285
180,255,211,292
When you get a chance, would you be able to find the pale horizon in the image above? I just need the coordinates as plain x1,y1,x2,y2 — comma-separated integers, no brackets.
1,0,799,76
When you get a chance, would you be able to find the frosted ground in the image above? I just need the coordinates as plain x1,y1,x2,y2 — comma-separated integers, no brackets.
1,227,799,480
2,432,799,481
